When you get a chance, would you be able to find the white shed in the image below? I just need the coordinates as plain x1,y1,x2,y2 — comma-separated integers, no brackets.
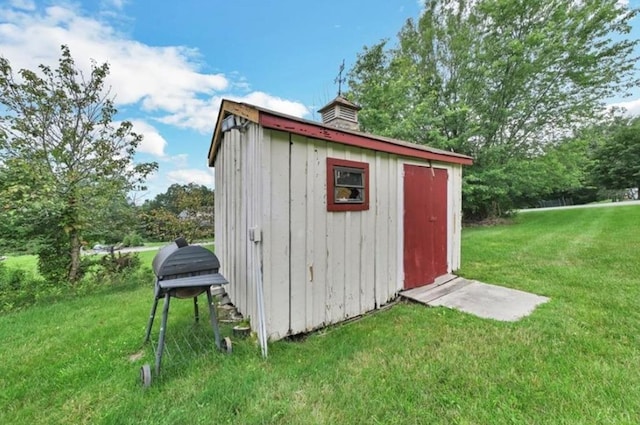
208,97,472,342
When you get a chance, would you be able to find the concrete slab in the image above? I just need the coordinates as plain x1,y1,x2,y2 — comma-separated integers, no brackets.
402,277,473,304
427,281,549,322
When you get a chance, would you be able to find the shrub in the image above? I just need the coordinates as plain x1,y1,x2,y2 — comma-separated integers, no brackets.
79,251,143,289
0,263,51,313
77,251,151,295
0,250,152,314
36,235,71,285
99,251,141,274
122,232,144,247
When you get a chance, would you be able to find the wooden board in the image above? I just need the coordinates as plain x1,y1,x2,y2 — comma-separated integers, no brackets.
400,277,473,304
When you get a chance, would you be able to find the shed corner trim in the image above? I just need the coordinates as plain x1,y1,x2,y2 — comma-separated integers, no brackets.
208,99,260,166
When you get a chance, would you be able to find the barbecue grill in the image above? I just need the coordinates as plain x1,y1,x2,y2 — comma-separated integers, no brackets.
140,238,231,387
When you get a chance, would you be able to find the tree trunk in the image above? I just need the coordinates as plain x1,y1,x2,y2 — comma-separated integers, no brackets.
68,229,81,284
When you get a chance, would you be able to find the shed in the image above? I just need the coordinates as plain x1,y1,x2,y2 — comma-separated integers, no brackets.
208,97,473,341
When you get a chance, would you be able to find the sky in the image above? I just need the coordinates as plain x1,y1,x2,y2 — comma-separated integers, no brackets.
1,0,639,202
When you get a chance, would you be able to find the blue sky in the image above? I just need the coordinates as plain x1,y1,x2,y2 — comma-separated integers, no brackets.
1,0,639,202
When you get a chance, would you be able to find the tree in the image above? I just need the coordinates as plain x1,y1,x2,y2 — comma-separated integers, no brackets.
348,0,639,219
592,118,640,193
141,183,214,242
83,192,140,245
143,183,214,215
0,45,157,283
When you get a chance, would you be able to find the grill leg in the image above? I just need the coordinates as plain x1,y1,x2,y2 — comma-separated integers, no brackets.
193,296,199,323
155,293,171,376
144,284,160,344
206,288,221,349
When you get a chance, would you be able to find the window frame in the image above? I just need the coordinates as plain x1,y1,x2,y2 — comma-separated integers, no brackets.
326,157,370,212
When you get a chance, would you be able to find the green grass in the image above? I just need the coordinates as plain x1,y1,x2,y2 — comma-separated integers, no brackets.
136,249,159,266
2,242,214,273
1,207,640,424
3,254,38,271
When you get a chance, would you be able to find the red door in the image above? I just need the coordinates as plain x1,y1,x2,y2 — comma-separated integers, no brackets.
403,165,448,290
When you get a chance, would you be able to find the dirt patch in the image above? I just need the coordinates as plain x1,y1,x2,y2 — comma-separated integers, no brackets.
128,350,144,362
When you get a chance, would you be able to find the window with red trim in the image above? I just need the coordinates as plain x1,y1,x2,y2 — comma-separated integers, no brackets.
327,158,369,212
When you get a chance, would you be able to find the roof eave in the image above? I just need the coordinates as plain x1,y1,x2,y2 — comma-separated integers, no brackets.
259,113,473,166
208,100,259,166
208,99,473,167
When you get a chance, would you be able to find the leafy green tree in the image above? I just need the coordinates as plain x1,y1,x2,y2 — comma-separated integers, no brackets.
592,118,640,193
141,183,214,242
348,0,639,219
140,208,184,242
0,45,157,284
83,192,140,245
143,183,214,215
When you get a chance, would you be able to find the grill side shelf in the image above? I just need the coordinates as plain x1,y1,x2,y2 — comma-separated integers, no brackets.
158,273,228,289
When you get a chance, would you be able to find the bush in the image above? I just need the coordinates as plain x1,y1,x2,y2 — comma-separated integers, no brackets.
81,251,143,289
0,251,149,314
100,251,140,274
0,247,154,314
0,263,53,313
122,232,144,248
36,235,71,285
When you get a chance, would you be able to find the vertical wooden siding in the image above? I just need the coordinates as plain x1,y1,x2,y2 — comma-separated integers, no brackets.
214,124,263,333
216,126,464,340
260,129,291,339
375,152,398,305
277,131,399,336
449,164,463,271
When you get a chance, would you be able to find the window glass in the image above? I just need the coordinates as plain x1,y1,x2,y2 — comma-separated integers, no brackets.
327,158,369,212
334,167,364,203
335,168,363,187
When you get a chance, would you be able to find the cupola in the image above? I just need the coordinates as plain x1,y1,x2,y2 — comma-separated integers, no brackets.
317,95,361,131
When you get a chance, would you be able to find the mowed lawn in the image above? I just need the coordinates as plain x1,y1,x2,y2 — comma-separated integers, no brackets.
1,206,639,424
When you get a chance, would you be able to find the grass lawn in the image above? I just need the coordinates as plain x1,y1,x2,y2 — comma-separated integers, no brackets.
1,243,213,274
1,206,639,424
3,254,38,271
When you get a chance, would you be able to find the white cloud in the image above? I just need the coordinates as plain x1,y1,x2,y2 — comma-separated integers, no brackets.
103,0,126,9
155,96,223,133
233,91,309,118
0,3,308,135
128,120,168,157
608,98,640,116
0,1,310,199
8,0,35,11
164,154,189,168
158,92,309,133
0,5,229,114
167,168,215,188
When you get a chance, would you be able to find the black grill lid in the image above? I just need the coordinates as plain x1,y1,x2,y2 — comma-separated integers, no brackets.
152,239,228,286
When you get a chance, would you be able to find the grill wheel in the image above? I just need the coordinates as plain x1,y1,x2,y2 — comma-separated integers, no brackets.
140,364,152,388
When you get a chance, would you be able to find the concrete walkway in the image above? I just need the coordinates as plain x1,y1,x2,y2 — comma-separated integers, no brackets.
401,276,549,322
